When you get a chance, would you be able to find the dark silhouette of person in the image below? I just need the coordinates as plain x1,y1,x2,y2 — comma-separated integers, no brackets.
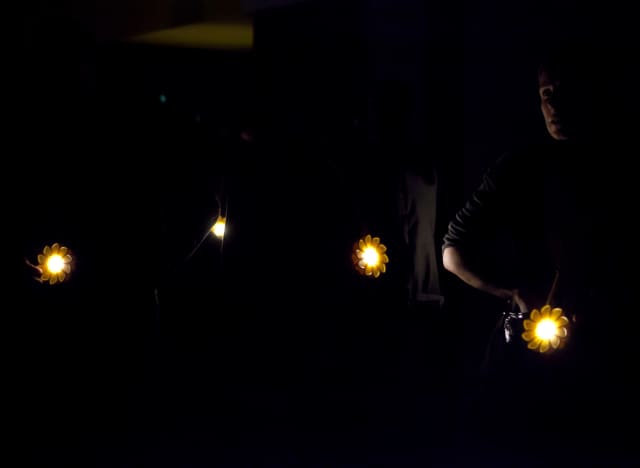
442,41,638,462
368,80,443,309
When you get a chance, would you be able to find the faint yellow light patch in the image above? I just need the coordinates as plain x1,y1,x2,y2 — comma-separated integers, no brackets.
36,243,72,285
211,216,226,239
352,234,389,278
130,22,253,50
522,305,569,353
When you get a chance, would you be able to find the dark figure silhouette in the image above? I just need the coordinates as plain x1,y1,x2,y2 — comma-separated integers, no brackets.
442,41,639,463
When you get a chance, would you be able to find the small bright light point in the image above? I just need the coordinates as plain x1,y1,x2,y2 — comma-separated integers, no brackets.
46,254,65,274
352,234,389,278
35,243,72,285
535,318,558,340
212,218,226,238
362,247,380,266
522,305,569,353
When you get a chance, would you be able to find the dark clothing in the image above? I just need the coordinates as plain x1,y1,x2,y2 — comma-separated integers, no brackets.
444,141,613,316
397,170,443,305
444,141,639,459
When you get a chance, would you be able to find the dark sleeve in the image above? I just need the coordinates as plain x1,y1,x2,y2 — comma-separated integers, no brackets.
442,152,519,253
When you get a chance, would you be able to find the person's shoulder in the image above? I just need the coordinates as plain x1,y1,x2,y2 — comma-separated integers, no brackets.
479,143,556,192
486,143,538,175
495,142,560,172
501,141,554,160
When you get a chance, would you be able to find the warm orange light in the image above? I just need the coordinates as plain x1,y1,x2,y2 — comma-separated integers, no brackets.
211,216,226,238
522,305,569,353
535,318,558,340
46,254,65,274
362,247,380,267
36,243,72,285
352,235,389,278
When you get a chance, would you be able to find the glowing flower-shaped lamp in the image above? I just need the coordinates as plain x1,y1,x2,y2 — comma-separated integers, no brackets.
36,243,73,285
522,304,569,353
211,216,226,239
352,234,389,278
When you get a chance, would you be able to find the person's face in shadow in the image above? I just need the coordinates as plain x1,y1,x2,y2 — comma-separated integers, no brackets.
539,67,569,140
538,63,595,141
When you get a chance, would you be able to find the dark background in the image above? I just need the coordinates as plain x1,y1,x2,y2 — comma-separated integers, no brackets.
8,0,640,466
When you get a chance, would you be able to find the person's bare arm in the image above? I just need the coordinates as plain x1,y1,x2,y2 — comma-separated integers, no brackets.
443,245,531,312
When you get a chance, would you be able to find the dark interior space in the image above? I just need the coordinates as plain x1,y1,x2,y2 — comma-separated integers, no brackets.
9,0,640,466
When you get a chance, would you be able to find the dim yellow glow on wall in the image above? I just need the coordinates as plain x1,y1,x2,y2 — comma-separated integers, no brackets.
211,216,227,239
130,22,253,50
36,243,72,285
352,234,388,278
522,305,569,353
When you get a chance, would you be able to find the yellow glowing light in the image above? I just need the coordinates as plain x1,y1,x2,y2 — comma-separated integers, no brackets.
46,254,65,274
36,243,72,285
362,247,380,266
211,216,226,238
131,22,254,50
522,304,569,353
352,234,389,278
535,318,558,340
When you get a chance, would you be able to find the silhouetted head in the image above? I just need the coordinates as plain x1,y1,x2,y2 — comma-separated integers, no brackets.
537,42,605,141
